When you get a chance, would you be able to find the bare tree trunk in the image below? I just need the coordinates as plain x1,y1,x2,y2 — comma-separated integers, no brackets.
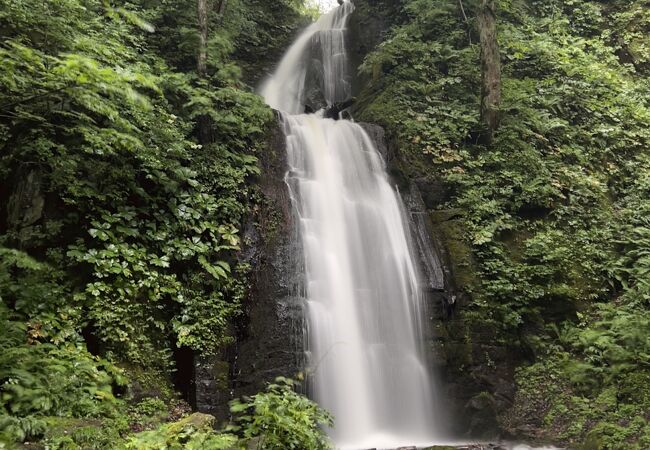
478,0,501,144
216,0,227,18
197,0,208,78
197,0,210,143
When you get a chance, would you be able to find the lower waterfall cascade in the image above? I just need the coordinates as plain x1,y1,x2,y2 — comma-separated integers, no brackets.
261,1,446,448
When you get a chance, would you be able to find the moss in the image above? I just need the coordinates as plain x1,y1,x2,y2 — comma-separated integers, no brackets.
121,364,175,403
501,354,650,449
498,229,532,264
43,416,129,449
166,413,215,433
212,360,230,392
429,212,477,292
258,197,284,248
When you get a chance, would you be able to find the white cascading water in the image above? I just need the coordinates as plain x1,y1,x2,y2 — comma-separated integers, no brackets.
261,2,444,448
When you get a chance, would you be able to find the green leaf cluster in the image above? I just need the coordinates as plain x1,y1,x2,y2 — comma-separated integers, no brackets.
121,378,332,450
228,377,333,450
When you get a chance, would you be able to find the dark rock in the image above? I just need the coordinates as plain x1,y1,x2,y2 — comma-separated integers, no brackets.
194,356,229,417
358,122,389,160
304,58,327,112
194,113,305,420
304,32,353,112
347,0,402,93
234,114,306,391
414,177,454,209
323,98,356,119
403,183,446,293
7,166,44,230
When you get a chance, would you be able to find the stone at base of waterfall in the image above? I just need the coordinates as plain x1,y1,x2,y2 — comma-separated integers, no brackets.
424,445,508,450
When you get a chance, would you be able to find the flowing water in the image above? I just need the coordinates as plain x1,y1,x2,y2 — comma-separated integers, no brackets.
261,2,444,448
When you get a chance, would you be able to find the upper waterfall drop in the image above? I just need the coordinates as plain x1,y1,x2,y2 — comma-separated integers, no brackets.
261,1,446,448
260,1,354,114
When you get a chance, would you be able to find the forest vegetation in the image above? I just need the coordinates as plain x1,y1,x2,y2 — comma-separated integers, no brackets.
1,0,649,449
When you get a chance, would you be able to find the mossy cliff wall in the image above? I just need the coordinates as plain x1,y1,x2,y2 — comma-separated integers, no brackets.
195,115,305,420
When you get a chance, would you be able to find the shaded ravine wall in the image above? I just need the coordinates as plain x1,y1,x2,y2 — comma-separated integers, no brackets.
193,115,462,421
195,1,518,440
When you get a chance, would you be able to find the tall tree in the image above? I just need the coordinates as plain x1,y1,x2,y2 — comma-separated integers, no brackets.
478,0,501,144
197,0,209,77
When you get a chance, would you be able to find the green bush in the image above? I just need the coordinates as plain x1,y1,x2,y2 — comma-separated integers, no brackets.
229,377,333,450
122,413,236,450
0,306,125,442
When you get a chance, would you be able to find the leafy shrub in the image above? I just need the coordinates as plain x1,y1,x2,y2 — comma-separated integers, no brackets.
0,306,125,442
229,378,333,450
122,413,236,450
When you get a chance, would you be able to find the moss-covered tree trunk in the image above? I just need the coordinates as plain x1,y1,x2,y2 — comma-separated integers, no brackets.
478,0,501,144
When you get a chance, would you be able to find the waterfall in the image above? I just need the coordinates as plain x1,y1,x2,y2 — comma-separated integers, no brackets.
261,2,444,448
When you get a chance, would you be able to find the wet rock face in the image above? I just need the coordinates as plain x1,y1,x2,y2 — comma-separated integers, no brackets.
359,123,389,160
304,55,327,112
233,114,305,398
347,0,402,93
195,115,305,419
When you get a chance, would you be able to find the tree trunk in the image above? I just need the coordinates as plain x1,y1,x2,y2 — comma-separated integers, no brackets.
197,0,210,143
216,0,227,18
478,0,501,144
197,0,208,78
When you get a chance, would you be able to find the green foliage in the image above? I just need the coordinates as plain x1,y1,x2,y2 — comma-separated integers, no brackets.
503,346,650,448
123,413,237,450
559,305,650,392
0,0,273,369
122,379,333,450
128,398,169,431
42,416,130,450
229,378,333,450
0,305,125,442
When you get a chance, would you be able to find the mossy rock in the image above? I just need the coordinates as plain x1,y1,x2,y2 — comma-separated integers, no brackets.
42,416,129,449
120,364,175,403
174,413,215,431
429,211,477,292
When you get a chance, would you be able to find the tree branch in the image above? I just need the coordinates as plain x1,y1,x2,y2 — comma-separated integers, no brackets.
0,85,73,113
458,0,472,45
